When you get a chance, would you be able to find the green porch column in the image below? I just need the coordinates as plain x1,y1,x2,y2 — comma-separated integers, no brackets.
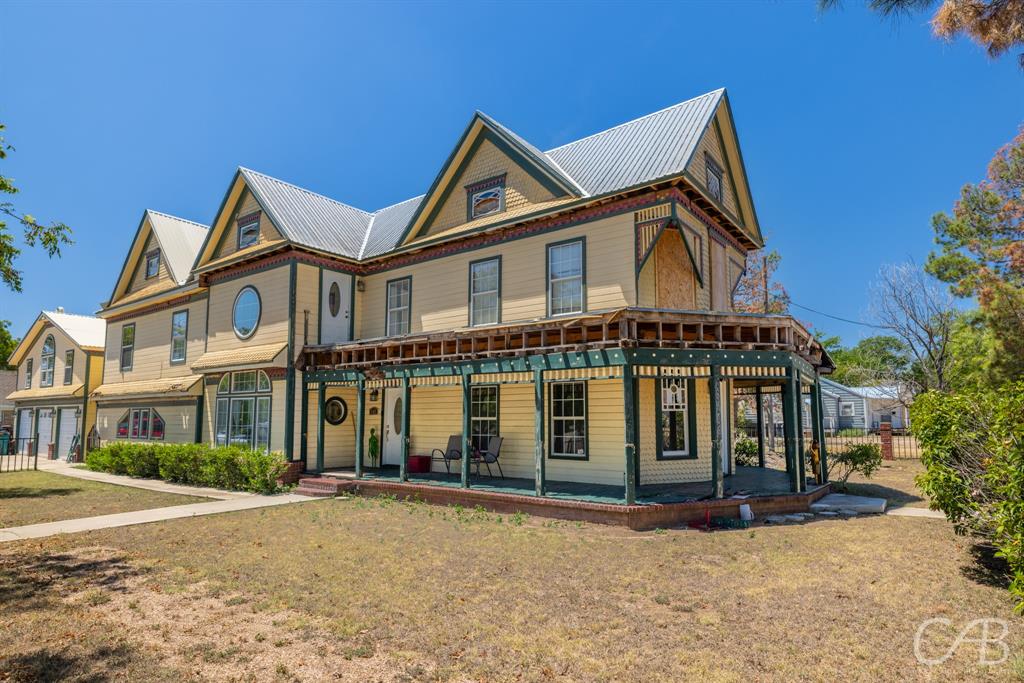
400,376,410,482
782,369,799,493
533,368,545,497
300,371,309,465
461,373,471,489
812,375,827,483
755,385,766,468
354,378,365,479
709,365,724,499
623,364,637,505
316,383,326,474
796,372,806,492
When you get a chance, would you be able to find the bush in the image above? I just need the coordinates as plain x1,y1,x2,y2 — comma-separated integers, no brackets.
913,383,1024,609
734,437,759,467
827,442,882,488
85,442,288,494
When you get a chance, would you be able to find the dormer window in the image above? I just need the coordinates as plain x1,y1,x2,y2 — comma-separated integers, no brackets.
466,174,506,220
237,213,261,249
705,155,723,203
145,250,161,279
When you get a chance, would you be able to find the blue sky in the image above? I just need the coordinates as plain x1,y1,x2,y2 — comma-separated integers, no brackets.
1,1,1021,344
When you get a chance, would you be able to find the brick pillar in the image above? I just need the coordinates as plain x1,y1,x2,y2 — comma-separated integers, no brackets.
278,460,305,485
880,422,894,461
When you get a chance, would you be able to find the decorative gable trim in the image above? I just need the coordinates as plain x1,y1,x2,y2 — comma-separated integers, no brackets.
464,173,507,194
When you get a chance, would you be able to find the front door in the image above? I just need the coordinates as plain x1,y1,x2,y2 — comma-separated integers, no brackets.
36,408,54,458
719,381,731,475
382,389,404,466
320,271,353,344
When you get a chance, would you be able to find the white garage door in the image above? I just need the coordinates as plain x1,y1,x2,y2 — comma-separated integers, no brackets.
57,408,79,461
36,409,54,458
17,409,33,455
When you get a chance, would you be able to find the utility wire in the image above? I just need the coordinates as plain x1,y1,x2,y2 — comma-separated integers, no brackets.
788,301,893,330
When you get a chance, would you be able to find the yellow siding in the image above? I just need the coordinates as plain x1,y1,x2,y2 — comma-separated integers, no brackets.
103,298,208,383
15,324,91,391
212,188,283,262
95,402,198,445
206,266,290,354
126,229,173,296
420,137,564,239
686,120,740,220
358,213,636,338
303,386,359,470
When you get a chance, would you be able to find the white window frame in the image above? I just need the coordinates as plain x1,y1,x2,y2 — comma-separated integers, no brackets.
660,378,689,457
549,381,587,459
215,371,272,451
469,385,499,453
470,187,504,219
24,359,33,389
170,310,188,364
839,401,855,418
469,257,500,327
386,277,411,336
120,324,135,371
145,250,161,279
63,349,74,385
237,216,260,250
39,335,55,388
547,240,584,316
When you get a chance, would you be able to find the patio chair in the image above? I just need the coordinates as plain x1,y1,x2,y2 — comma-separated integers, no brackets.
432,434,463,474
477,436,505,478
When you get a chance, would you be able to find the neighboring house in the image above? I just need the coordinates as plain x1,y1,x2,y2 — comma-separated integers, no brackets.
84,87,834,501
5,309,106,459
820,378,911,432
93,210,209,446
0,370,16,432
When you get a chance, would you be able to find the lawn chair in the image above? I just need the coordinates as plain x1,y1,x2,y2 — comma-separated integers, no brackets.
432,434,463,474
477,436,504,478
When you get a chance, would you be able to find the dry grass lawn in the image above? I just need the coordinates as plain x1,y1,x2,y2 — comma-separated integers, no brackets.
1,468,1021,682
0,470,209,528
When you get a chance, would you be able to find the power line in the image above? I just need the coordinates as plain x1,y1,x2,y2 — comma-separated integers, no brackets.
788,301,893,330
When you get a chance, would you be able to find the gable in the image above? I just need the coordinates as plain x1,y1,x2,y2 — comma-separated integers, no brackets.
211,187,284,261
419,136,570,240
687,121,741,224
109,215,172,306
125,230,172,295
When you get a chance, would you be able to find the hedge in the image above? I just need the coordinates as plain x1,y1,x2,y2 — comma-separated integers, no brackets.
85,442,288,494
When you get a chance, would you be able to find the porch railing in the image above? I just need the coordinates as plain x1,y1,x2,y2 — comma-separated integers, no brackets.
1,438,38,472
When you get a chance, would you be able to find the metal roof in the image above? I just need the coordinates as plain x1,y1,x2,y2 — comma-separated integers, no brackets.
42,310,107,349
146,210,208,285
237,88,726,262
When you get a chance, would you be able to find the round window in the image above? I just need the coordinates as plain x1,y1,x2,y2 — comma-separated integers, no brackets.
232,286,261,340
329,282,341,317
393,396,403,435
324,397,348,425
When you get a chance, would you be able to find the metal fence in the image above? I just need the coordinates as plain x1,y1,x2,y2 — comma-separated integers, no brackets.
1,438,39,472
735,424,920,461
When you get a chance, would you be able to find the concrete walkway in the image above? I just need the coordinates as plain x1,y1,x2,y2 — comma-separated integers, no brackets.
36,459,251,500
0,493,317,543
886,506,946,519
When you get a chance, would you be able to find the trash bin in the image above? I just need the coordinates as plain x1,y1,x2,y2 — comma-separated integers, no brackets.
408,455,432,474
0,433,9,455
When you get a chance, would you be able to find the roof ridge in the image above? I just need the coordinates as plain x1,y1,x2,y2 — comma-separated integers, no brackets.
43,310,100,320
358,213,376,260
371,194,425,215
544,88,725,154
146,209,209,230
239,166,373,216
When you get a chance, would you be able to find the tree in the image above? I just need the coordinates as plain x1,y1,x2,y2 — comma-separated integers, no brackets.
927,127,1024,384
0,123,74,293
869,263,958,392
827,334,913,386
732,249,790,314
820,0,1024,66
0,319,18,370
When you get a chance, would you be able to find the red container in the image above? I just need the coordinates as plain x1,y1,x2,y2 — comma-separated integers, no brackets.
408,455,432,474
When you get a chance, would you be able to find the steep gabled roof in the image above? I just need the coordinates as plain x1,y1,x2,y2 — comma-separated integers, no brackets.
7,310,106,366
146,211,209,285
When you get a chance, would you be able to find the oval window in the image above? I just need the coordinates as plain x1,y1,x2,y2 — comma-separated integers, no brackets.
393,396,403,435
329,281,341,317
232,286,261,340
325,397,347,425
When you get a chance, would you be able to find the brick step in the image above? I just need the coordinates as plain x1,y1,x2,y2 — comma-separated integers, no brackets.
295,477,345,498
294,486,339,498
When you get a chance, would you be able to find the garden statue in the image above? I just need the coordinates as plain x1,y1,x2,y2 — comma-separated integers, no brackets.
368,427,379,468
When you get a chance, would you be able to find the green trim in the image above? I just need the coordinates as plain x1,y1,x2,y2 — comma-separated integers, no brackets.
400,377,411,482
547,379,589,461
348,274,356,341
316,266,323,345
399,119,576,245
713,117,748,229
533,368,545,496
545,236,587,318
107,210,153,306
316,383,326,473
623,366,637,504
284,261,297,461
169,308,189,365
465,175,506,223
708,366,723,498
354,378,365,478
654,377,699,461
755,385,765,468
80,352,92,458
231,286,263,341
300,371,309,464
460,373,471,488
384,276,413,336
53,408,62,461
32,407,39,457
467,255,502,327
782,370,800,493
194,395,204,444
719,93,764,247
119,324,135,372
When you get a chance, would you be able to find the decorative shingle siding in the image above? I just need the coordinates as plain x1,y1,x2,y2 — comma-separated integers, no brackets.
212,189,284,262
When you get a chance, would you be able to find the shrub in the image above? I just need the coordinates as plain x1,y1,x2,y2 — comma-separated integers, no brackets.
913,383,1024,609
85,442,287,494
734,437,759,467
827,442,882,488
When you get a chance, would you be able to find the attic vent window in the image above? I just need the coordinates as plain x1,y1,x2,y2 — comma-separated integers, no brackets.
145,250,161,279
237,212,261,250
466,174,506,220
705,155,723,203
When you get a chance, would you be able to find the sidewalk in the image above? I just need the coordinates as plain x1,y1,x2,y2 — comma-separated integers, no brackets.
0,493,318,543
36,459,252,500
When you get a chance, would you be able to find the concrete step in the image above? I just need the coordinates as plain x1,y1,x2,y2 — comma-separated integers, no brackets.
810,493,887,514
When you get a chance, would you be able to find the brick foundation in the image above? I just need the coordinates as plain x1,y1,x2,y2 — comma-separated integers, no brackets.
328,478,832,530
278,461,305,485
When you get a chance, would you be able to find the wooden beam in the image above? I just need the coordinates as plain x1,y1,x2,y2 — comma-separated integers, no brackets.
755,385,765,468
355,377,365,479
782,370,799,493
534,368,545,497
316,383,325,474
623,364,637,505
399,376,410,482
796,370,806,493
709,366,723,499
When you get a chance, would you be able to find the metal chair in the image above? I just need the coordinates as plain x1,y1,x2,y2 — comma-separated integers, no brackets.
432,434,463,474
477,436,504,478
